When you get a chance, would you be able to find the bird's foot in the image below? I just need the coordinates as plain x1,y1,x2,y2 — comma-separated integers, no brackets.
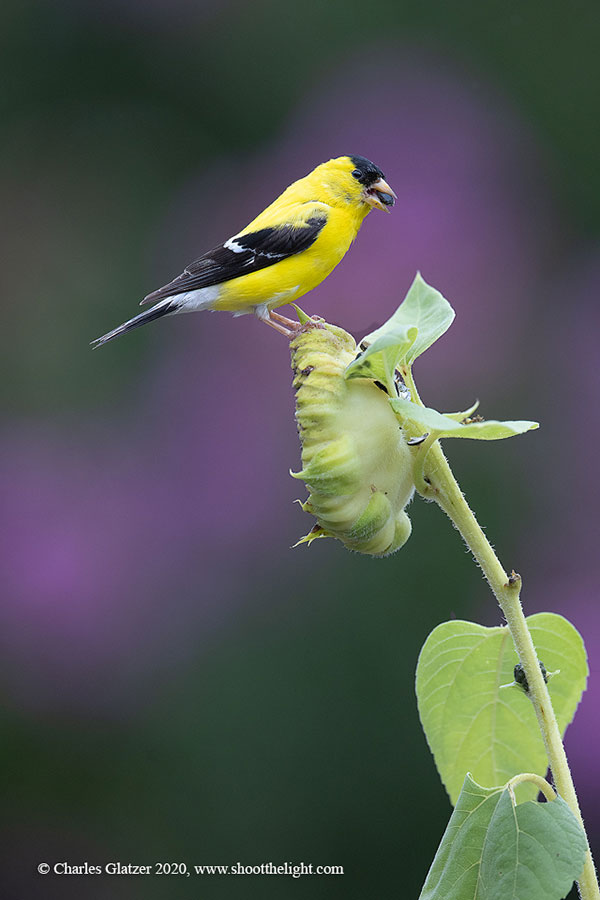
259,309,324,339
264,318,297,338
269,310,303,329
263,310,321,339
297,316,326,332
271,310,324,333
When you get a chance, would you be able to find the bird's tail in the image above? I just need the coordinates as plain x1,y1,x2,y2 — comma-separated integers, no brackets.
91,298,175,348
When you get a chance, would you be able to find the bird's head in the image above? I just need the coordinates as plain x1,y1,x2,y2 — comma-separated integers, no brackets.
313,156,397,213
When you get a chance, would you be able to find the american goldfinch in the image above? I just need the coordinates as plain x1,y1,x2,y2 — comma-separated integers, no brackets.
92,155,396,346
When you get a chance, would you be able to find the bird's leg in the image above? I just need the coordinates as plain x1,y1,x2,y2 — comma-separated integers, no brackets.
255,306,322,338
269,310,303,329
262,315,297,338
271,309,325,330
255,307,302,338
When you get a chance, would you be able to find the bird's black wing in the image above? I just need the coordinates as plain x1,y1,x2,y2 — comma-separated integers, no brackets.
142,212,327,305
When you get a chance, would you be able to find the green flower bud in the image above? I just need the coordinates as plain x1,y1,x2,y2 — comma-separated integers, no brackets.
291,324,414,556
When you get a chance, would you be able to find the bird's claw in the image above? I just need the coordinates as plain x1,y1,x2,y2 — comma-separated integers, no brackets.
266,309,324,339
297,316,325,334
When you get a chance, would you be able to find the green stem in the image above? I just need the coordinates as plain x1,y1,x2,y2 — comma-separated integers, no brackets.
401,365,422,406
383,355,397,399
419,439,599,900
507,772,556,804
411,432,438,493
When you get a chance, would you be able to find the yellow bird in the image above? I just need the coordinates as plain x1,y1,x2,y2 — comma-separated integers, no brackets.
92,155,396,346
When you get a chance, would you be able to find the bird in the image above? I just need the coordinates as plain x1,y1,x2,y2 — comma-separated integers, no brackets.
91,155,396,346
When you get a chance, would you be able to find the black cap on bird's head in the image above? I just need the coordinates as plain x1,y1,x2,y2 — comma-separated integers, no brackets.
349,155,385,185
349,155,397,212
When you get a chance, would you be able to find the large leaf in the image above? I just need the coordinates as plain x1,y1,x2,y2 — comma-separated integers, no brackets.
419,774,587,900
420,776,502,900
480,788,587,900
365,271,455,365
390,396,538,440
415,614,588,804
344,273,454,383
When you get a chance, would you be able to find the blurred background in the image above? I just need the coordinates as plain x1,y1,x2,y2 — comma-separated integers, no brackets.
2,1,599,897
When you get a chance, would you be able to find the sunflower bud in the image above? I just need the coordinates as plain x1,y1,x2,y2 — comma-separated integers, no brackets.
291,324,414,556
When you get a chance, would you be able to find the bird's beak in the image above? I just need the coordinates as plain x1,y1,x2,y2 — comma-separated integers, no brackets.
364,178,397,213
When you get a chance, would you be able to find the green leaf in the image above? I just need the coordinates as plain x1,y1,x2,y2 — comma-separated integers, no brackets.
344,272,454,383
443,400,480,421
419,775,502,900
419,774,587,900
390,396,538,440
365,271,455,365
291,303,312,325
344,323,417,385
480,789,587,900
415,614,588,805
394,272,455,364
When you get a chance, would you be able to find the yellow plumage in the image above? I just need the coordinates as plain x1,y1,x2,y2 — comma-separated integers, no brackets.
92,155,396,346
216,161,370,313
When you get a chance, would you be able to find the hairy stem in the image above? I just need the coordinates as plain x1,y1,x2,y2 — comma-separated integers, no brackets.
507,772,556,804
419,438,599,899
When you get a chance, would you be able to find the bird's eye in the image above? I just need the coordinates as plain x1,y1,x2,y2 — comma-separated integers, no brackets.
351,169,362,178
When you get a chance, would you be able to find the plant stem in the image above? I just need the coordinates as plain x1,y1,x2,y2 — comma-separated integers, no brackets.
418,438,599,900
507,772,556,804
